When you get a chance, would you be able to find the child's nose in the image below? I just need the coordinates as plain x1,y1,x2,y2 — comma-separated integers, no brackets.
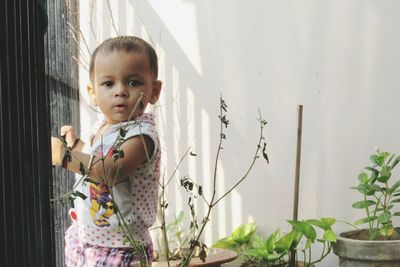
115,85,128,97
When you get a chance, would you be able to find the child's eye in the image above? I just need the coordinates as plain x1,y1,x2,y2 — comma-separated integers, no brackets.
102,81,114,87
128,80,142,87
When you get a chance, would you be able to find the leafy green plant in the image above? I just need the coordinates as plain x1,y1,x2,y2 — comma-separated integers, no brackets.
213,222,258,255
214,218,336,267
351,150,400,240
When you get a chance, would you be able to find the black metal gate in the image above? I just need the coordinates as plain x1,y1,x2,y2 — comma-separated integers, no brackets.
0,0,54,266
45,0,80,266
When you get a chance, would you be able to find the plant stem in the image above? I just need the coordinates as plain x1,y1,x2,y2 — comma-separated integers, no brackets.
310,243,332,265
180,97,228,266
214,110,266,206
180,100,267,267
160,173,171,266
364,194,374,239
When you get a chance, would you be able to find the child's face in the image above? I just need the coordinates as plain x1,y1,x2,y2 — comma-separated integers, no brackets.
88,50,161,124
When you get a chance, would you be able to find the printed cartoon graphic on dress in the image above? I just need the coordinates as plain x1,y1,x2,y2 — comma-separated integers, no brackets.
89,182,115,227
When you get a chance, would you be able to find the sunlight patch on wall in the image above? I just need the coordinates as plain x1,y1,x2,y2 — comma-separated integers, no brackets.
172,66,183,212
201,108,212,244
231,189,243,228
148,0,203,76
217,163,227,238
187,87,197,180
79,0,97,142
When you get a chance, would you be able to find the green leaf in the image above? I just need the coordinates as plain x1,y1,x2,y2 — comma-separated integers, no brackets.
252,234,266,249
378,211,392,224
275,231,296,253
353,184,378,195
243,247,280,261
365,166,379,175
214,222,257,249
393,212,400,216
388,180,400,194
355,216,378,225
387,153,396,165
231,222,257,244
265,229,280,253
371,154,384,167
288,220,316,240
392,155,400,169
323,229,337,242
305,219,326,230
292,231,303,248
358,172,369,184
265,252,285,262
352,200,376,209
320,217,336,227
377,166,391,183
390,198,400,204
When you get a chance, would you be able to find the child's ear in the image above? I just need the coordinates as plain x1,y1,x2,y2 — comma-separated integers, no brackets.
149,80,162,104
87,84,97,106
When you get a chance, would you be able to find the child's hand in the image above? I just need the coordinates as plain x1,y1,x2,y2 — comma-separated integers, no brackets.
61,125,78,148
51,137,65,166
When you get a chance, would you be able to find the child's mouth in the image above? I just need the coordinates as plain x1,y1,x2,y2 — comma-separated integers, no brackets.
114,104,127,111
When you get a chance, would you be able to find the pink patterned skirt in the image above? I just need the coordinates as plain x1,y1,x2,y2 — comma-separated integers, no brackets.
65,224,153,267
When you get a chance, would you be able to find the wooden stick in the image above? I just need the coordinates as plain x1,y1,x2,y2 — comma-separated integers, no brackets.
293,105,303,220
290,105,303,267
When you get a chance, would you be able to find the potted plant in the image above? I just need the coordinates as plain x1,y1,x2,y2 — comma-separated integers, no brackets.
151,96,269,267
333,150,400,266
214,218,336,267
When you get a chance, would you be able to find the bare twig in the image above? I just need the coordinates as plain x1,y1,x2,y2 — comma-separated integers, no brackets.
180,97,268,267
165,147,192,187
89,0,99,43
213,109,266,206
106,0,119,36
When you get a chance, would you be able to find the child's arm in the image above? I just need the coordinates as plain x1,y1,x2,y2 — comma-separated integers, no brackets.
51,135,153,185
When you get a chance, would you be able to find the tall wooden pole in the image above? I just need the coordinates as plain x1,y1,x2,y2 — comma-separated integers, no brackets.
290,105,303,267
293,105,303,220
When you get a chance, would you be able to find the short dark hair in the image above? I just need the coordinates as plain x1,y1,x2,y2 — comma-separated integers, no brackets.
89,36,158,81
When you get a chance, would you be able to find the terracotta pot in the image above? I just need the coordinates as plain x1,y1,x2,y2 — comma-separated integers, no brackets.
152,248,237,267
333,229,400,266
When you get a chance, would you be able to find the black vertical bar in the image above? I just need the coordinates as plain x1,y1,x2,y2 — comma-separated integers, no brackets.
0,0,53,266
45,0,80,265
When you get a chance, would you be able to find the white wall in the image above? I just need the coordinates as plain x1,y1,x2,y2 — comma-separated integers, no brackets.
78,1,400,266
